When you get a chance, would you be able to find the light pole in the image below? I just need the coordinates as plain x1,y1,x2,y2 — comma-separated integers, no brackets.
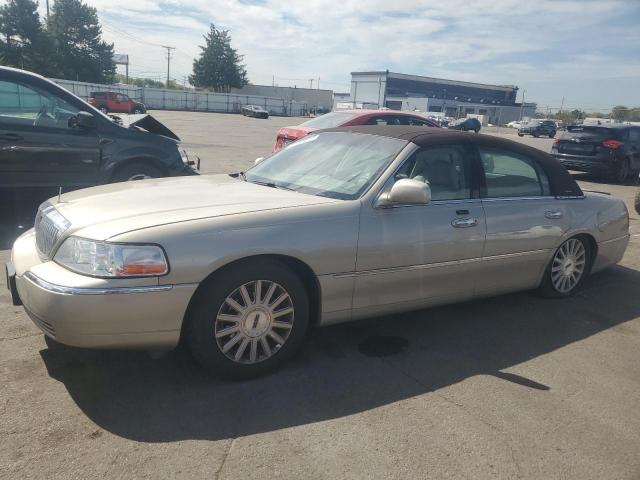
519,89,526,121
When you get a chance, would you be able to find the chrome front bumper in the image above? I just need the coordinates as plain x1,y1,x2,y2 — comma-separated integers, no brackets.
10,230,198,349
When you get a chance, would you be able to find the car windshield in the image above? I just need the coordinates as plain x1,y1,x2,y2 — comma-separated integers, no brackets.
300,112,359,129
245,132,407,200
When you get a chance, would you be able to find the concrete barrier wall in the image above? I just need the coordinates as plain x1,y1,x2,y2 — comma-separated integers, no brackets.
52,79,308,116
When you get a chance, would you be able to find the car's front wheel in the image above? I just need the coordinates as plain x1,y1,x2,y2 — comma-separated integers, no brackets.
111,161,163,182
132,107,145,114
538,236,591,298
518,132,524,137
98,105,108,114
185,259,309,379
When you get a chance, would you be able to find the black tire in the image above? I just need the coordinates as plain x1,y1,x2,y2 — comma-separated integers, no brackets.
549,131,556,138
185,259,309,379
111,161,163,182
97,104,108,114
474,128,480,133
635,189,640,215
132,107,144,114
518,132,524,137
612,158,630,184
538,236,592,298
533,132,539,138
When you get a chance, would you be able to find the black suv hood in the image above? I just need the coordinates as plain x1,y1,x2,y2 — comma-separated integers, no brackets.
127,114,180,141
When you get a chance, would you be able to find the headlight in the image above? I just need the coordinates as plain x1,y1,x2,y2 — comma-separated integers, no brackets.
54,237,168,277
178,146,189,164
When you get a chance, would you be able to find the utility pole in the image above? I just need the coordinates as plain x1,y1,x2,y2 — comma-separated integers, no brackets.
308,78,314,89
317,77,320,113
559,96,565,115
519,89,526,121
45,0,49,18
162,45,175,88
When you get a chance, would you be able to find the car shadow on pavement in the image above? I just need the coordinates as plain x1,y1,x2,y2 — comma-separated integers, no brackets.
39,265,640,443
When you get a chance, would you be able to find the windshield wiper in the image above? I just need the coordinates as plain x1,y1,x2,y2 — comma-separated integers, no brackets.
248,179,294,191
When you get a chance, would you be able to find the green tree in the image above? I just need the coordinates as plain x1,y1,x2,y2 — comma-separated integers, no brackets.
189,24,248,93
47,0,115,82
113,73,183,89
611,105,629,121
0,0,54,74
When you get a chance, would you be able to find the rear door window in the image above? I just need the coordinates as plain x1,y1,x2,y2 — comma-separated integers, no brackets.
479,148,550,198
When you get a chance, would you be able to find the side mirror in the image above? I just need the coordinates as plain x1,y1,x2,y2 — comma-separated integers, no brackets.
254,157,265,165
75,111,96,130
377,178,431,207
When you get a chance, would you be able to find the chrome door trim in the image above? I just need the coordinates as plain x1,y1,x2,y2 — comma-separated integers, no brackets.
481,196,557,202
451,217,479,228
334,249,549,278
23,271,181,295
544,210,564,219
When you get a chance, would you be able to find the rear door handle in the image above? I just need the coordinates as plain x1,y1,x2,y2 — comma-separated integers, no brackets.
451,217,478,228
545,210,563,219
0,133,23,142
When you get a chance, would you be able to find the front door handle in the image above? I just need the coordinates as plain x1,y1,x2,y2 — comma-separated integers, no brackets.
545,210,563,219
451,217,478,228
0,133,23,142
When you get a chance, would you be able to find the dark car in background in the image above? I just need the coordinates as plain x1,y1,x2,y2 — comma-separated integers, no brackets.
551,125,640,183
88,91,146,114
0,67,198,215
273,110,438,151
447,117,481,133
241,105,269,119
518,119,556,138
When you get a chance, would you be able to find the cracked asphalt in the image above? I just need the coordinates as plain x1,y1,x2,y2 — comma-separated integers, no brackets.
1,112,639,479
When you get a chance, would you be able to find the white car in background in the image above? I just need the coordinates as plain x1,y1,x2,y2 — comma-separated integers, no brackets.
507,121,522,129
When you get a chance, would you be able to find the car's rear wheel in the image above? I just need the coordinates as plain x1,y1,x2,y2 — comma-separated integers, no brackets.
185,259,309,379
538,236,591,298
612,158,630,184
98,105,108,114
111,161,163,182
132,107,144,114
518,132,524,137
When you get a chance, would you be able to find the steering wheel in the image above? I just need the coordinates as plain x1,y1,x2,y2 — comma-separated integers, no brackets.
33,104,48,126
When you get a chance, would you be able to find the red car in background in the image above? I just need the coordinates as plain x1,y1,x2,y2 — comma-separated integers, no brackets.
88,91,147,114
273,110,439,151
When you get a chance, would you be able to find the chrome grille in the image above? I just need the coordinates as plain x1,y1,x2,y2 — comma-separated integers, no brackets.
34,203,70,257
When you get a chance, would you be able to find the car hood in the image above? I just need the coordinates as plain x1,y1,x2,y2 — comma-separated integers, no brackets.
52,174,339,240
126,114,180,141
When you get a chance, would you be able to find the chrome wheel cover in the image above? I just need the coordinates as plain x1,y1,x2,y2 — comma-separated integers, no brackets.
215,280,294,364
551,239,586,293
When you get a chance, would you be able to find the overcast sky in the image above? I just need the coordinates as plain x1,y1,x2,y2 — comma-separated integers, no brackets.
40,0,640,112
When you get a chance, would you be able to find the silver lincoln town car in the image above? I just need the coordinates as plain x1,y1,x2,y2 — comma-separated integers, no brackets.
6,126,630,378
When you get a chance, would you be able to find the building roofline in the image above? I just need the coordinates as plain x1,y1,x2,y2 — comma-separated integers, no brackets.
351,70,518,93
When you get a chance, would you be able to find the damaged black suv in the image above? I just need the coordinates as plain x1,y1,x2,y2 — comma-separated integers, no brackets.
0,66,199,191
